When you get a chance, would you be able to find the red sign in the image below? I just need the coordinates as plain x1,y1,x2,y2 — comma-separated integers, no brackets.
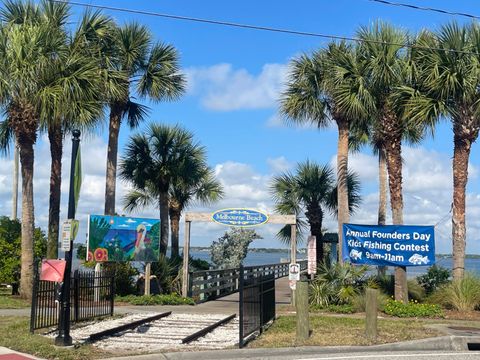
40,259,66,282
307,236,317,275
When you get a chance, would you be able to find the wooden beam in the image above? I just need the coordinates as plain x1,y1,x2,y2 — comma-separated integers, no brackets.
185,212,296,224
182,314,236,344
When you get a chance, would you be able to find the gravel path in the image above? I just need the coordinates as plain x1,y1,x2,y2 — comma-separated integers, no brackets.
51,312,239,352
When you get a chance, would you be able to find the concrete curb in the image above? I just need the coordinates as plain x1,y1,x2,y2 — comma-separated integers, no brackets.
104,335,480,360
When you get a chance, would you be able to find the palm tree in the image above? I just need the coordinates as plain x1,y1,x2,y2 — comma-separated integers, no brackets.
124,165,223,258
280,41,373,263
270,161,362,263
44,9,110,259
119,123,205,255
0,0,68,298
356,22,411,302
403,22,480,280
104,23,186,216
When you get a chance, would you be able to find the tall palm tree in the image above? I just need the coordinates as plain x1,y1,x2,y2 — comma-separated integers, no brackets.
270,161,362,263
403,22,480,280
104,23,186,216
119,123,205,255
124,165,223,258
0,0,68,298
280,41,373,263
356,22,411,302
44,9,110,259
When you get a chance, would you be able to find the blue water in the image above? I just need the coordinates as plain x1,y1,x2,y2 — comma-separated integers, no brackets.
71,248,480,277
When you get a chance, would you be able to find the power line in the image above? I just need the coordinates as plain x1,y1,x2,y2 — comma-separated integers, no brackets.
48,0,480,56
369,0,480,21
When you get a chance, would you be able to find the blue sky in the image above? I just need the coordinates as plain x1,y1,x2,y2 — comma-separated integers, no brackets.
0,0,479,253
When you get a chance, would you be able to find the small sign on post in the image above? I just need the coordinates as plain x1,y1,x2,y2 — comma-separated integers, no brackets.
61,220,79,252
289,263,300,281
307,236,317,276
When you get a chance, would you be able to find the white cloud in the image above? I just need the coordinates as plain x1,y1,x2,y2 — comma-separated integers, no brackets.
267,156,292,174
185,63,287,111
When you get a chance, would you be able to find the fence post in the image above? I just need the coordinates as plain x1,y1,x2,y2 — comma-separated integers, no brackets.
296,281,309,342
365,288,378,341
94,262,101,302
238,265,244,348
110,272,115,316
73,270,79,322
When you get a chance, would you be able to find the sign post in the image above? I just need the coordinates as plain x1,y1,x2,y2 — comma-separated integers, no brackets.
55,130,81,346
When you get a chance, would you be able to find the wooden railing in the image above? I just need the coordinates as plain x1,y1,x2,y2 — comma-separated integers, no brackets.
189,260,307,303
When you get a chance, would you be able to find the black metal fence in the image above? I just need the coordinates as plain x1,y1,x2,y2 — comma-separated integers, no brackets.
189,260,307,303
238,264,276,348
30,268,115,332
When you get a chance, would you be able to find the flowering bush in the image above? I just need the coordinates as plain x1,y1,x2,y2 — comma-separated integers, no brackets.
384,298,443,318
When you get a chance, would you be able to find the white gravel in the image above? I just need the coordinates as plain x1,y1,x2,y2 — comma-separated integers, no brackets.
53,312,239,352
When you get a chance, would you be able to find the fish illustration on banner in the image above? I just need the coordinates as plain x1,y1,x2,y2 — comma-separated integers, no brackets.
342,223,435,267
87,215,160,262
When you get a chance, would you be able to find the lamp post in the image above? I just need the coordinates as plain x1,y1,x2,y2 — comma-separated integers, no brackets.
55,129,80,346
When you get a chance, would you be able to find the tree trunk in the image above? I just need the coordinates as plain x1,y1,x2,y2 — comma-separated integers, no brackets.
384,123,407,303
336,119,349,264
159,191,170,255
451,133,472,281
306,206,324,264
104,104,123,216
47,125,63,259
169,208,181,259
377,146,388,277
19,141,35,299
12,141,19,220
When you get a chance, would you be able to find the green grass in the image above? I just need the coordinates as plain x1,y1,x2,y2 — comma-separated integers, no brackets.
0,317,112,360
250,315,441,348
0,295,29,309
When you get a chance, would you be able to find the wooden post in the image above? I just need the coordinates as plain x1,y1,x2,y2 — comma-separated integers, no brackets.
182,221,191,298
145,262,151,296
296,281,309,342
290,224,297,306
94,262,101,302
365,288,378,341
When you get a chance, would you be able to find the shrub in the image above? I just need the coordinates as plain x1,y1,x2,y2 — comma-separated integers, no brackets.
309,262,368,307
151,255,182,294
103,262,139,296
430,274,480,311
352,289,389,312
372,274,425,302
115,293,195,305
417,265,451,295
407,279,426,302
384,298,443,318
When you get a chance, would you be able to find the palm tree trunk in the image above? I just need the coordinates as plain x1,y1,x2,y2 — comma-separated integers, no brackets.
12,141,19,219
47,125,63,259
385,128,407,303
377,146,388,277
169,208,180,259
336,119,349,264
19,141,35,299
104,104,122,216
159,191,169,255
451,133,472,281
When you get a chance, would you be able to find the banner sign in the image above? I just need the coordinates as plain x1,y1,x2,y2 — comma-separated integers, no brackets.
211,208,268,227
342,224,435,267
307,236,317,275
87,215,160,262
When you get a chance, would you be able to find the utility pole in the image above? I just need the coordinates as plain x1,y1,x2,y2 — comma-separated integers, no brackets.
55,130,80,346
